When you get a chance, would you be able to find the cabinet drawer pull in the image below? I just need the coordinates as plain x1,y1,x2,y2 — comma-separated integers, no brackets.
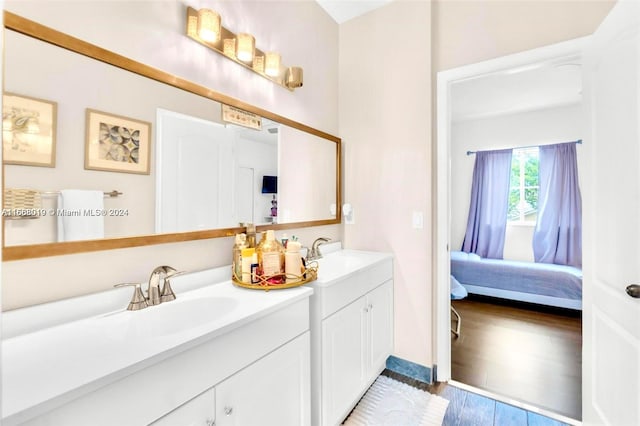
206,419,215,426
224,406,233,416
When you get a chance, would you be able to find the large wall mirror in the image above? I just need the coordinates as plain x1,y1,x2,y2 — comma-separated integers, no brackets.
2,12,341,261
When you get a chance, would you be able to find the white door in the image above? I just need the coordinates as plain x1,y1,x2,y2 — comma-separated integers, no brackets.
236,167,254,224
156,109,233,233
582,1,640,424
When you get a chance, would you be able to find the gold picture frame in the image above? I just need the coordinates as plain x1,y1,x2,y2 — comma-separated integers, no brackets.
2,92,57,167
85,108,151,175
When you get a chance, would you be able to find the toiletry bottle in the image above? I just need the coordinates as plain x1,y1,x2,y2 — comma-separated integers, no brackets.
285,241,303,283
258,230,285,284
241,247,255,284
251,253,260,284
232,233,247,280
245,223,257,248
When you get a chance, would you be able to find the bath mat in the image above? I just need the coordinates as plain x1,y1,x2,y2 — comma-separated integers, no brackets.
343,375,449,426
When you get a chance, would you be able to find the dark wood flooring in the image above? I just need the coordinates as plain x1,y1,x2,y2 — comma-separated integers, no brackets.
450,295,582,420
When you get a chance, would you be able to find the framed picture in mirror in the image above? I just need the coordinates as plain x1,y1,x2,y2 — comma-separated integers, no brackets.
85,108,151,174
2,92,57,167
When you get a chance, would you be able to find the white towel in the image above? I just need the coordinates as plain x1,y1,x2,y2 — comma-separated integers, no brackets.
57,190,105,242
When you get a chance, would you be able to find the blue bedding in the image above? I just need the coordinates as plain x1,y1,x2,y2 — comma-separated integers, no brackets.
450,251,582,301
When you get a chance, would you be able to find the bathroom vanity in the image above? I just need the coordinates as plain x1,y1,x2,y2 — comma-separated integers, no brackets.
1,268,313,426
308,244,394,426
1,246,393,426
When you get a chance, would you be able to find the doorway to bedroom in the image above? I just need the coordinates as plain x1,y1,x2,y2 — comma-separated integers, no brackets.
437,37,585,422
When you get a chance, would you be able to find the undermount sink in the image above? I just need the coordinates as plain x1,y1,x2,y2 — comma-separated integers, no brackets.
115,296,240,337
313,249,390,283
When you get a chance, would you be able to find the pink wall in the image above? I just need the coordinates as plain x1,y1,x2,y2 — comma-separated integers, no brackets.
340,0,433,367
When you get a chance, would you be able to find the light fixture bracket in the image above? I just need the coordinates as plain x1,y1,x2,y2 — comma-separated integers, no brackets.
186,7,302,91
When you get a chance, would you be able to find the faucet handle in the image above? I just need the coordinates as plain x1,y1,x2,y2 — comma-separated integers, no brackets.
114,283,148,311
159,268,186,303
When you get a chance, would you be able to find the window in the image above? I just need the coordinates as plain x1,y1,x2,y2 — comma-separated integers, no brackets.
508,147,539,223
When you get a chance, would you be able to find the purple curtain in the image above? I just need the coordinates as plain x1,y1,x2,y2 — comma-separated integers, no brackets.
461,149,513,259
533,142,582,267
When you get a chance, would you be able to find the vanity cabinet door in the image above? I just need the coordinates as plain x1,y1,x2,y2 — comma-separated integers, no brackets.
367,280,394,378
149,387,215,426
321,296,367,425
215,332,311,426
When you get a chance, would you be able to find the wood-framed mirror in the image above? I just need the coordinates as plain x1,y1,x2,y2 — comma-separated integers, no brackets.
2,12,341,261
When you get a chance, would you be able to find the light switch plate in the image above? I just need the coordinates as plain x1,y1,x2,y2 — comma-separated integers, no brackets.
412,211,423,229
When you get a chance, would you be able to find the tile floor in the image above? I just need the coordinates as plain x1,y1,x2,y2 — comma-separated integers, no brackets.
382,370,572,426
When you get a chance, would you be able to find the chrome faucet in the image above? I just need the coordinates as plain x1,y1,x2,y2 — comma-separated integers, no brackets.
148,265,184,305
115,265,184,311
307,237,330,261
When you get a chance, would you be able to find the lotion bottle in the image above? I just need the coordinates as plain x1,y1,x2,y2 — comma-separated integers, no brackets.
285,241,303,283
241,247,255,284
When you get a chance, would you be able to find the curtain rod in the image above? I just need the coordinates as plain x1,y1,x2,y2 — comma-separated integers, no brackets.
466,139,582,156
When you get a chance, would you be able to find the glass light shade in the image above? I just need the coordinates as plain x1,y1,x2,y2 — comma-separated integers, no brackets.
236,33,255,62
264,52,281,77
197,9,221,43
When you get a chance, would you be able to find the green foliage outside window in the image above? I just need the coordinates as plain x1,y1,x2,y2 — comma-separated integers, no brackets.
508,148,539,222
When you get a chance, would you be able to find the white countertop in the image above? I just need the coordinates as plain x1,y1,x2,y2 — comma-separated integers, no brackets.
2,277,312,422
312,248,394,286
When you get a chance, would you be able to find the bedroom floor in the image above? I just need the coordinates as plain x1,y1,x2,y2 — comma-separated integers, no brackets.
451,295,582,420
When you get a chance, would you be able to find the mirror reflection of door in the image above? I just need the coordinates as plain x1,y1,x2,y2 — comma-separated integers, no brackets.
156,109,277,233
237,167,254,224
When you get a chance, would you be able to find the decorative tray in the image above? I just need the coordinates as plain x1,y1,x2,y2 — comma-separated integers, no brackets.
232,263,318,291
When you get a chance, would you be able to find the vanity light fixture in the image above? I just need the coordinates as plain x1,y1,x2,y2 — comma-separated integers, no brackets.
186,7,303,91
196,9,221,43
223,38,236,58
264,52,281,77
236,33,255,62
253,55,265,73
285,67,304,89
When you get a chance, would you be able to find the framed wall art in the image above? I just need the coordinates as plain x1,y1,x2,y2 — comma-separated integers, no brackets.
85,108,151,174
2,92,57,167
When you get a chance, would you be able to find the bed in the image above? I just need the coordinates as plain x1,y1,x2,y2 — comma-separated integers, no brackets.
450,250,582,310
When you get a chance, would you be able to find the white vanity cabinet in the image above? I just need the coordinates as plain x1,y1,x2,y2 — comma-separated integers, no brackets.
309,250,393,426
151,331,310,426
215,331,311,426
150,387,215,426
3,277,313,426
